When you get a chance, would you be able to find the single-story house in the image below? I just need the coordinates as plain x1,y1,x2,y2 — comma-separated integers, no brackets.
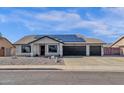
0,37,15,57
111,36,124,55
14,34,105,57
104,44,120,55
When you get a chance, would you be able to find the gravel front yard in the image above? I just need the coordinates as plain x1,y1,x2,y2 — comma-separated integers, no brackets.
0,57,64,65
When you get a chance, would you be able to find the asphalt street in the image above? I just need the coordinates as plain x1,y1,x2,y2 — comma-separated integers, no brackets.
0,70,124,85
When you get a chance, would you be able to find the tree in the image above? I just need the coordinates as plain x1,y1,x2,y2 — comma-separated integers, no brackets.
0,32,2,37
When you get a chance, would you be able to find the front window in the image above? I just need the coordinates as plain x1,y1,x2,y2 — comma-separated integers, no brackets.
21,45,31,53
48,45,57,53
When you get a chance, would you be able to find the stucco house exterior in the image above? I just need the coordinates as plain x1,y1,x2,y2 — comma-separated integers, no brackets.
0,37,15,57
111,36,124,55
14,34,105,57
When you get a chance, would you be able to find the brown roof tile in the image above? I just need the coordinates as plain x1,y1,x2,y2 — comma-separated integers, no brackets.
14,35,36,44
84,38,105,44
0,37,14,48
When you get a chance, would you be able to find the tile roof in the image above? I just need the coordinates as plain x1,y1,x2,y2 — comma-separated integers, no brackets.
84,38,105,44
14,34,104,44
0,37,14,48
14,35,36,44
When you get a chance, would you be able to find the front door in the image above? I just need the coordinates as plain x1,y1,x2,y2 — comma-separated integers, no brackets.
40,46,45,56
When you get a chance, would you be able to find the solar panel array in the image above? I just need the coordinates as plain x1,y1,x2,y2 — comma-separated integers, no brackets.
34,35,85,42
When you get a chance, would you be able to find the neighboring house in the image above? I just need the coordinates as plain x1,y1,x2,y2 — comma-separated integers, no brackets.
104,44,120,55
14,34,105,57
111,36,124,55
0,37,15,57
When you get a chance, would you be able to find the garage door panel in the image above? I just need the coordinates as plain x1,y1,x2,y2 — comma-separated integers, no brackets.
63,46,86,56
90,46,101,56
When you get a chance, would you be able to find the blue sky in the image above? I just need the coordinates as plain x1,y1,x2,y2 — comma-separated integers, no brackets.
0,7,123,43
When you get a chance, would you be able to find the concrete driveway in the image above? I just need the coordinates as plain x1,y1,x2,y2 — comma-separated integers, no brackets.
64,57,124,66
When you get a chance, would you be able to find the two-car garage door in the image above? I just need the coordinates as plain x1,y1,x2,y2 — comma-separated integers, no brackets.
63,46,86,56
63,46,101,56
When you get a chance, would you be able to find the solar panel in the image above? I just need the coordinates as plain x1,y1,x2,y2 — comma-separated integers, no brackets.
34,35,85,42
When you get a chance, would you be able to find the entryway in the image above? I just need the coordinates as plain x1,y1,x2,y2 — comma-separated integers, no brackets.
40,45,45,56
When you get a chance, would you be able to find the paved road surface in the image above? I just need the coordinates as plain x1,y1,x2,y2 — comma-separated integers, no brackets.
0,70,124,85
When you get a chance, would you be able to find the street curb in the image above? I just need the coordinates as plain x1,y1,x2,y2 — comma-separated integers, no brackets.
0,65,124,72
0,68,63,70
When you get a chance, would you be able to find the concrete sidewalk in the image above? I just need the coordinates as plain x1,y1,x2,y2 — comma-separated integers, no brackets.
63,66,124,72
0,65,124,72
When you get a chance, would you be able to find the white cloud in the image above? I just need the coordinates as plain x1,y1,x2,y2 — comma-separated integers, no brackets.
0,9,110,37
83,8,124,37
35,10,82,23
30,10,109,32
0,8,124,39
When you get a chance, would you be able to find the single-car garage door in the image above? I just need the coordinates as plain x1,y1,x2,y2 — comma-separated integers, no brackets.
63,46,86,56
90,46,101,56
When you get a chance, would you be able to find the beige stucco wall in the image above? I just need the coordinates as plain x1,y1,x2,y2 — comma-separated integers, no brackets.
5,48,11,56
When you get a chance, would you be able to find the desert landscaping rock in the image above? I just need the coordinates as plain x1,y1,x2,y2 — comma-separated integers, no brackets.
0,57,64,65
